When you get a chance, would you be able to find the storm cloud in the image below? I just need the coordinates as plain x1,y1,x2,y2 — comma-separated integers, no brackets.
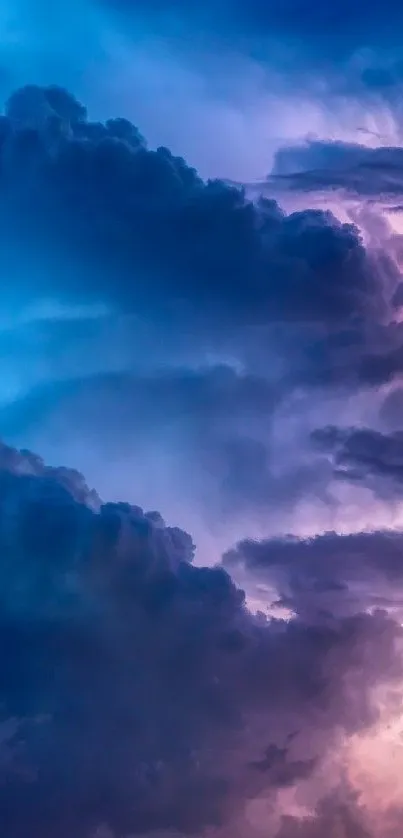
225,527,403,619
0,82,397,539
0,442,402,838
0,83,386,335
3,2,403,836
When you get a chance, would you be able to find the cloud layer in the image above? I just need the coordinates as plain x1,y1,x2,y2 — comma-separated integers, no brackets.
2,82,402,545
0,442,402,838
1,67,403,837
5,0,403,835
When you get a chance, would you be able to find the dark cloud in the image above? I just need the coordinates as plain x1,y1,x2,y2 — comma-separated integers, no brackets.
273,141,403,203
272,140,375,180
256,139,403,207
358,337,403,387
2,13,403,838
0,83,396,531
0,84,386,334
0,82,396,457
224,528,403,619
312,424,403,498
241,135,403,389
0,442,401,836
277,319,403,398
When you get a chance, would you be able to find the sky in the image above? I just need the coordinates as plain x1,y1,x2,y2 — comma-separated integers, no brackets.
3,1,403,837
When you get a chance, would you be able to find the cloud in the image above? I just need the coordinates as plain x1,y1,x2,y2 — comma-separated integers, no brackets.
0,84,387,335
0,83,397,451
0,83,397,543
353,331,403,387
4,0,403,191
310,424,403,504
0,84,401,536
0,442,401,837
263,139,403,203
96,0,403,153
380,386,403,428
3,12,403,838
224,527,403,619
100,0,403,71
274,784,374,837
0,365,335,537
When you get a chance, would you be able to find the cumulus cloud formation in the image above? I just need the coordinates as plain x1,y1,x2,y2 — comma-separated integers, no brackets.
0,83,397,359
3,14,403,834
0,442,402,838
2,81,402,542
0,81,399,547
0,83,386,333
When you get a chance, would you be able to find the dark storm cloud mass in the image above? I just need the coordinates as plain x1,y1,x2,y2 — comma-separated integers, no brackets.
0,81,402,550
237,135,403,392
0,84,386,332
0,443,402,838
0,81,398,468
0,81,396,534
4,6,403,838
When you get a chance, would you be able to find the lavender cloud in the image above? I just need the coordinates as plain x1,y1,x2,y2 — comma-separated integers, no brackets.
225,528,403,619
